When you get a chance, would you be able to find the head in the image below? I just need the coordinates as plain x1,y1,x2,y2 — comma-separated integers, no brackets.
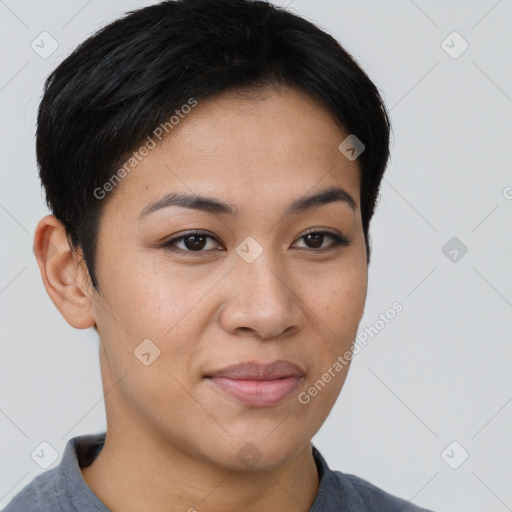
34,0,390,470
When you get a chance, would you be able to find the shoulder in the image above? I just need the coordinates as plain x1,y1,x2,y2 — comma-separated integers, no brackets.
2,468,63,512
311,446,436,512
3,432,106,512
337,471,435,511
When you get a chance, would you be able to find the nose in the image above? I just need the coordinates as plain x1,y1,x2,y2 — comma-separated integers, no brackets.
218,251,305,340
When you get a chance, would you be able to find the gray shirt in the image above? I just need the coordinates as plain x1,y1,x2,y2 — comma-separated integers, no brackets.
4,432,435,511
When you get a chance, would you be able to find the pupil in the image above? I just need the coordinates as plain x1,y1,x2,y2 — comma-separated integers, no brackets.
185,235,206,251
306,233,323,248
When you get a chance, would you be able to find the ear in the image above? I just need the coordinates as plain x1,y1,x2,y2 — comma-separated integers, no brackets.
33,214,96,329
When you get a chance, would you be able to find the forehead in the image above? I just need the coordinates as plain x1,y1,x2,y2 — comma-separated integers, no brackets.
102,84,361,218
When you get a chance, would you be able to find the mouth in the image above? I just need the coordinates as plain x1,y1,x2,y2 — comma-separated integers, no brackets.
205,360,305,408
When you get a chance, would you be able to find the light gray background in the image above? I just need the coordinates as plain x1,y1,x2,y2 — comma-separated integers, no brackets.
1,1,511,510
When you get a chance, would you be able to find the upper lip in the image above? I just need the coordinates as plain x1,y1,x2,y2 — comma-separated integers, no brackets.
205,360,305,380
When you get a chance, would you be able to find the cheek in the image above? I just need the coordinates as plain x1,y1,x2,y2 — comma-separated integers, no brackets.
296,265,367,419
96,244,197,332
306,262,367,341
93,250,225,378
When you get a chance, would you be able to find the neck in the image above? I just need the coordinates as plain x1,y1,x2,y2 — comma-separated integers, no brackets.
81,424,319,512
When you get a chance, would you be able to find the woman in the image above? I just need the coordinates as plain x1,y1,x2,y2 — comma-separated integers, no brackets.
6,0,435,510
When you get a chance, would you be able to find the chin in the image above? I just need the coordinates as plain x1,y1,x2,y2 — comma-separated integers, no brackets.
203,434,309,472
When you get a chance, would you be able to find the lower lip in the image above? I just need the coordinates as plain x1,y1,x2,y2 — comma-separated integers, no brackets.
208,376,303,407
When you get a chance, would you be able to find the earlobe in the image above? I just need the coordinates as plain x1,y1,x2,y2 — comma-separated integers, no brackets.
33,214,96,329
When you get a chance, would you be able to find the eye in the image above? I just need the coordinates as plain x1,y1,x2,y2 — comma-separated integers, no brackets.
162,231,224,254
161,229,350,255
293,230,350,251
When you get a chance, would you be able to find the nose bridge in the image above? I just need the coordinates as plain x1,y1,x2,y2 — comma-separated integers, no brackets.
220,239,304,338
234,243,291,304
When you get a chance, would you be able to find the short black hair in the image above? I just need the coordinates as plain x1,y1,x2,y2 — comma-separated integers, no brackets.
37,0,391,292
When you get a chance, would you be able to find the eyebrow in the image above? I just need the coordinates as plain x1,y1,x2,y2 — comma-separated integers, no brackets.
138,185,356,219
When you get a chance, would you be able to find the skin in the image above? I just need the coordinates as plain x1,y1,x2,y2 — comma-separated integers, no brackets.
34,84,368,512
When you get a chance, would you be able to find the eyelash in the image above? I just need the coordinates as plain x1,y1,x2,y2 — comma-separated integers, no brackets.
161,229,350,255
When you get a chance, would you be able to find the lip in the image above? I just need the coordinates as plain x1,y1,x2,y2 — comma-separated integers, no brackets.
205,360,305,408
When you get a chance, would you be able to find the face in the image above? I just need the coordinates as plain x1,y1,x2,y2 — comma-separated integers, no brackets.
89,85,368,470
